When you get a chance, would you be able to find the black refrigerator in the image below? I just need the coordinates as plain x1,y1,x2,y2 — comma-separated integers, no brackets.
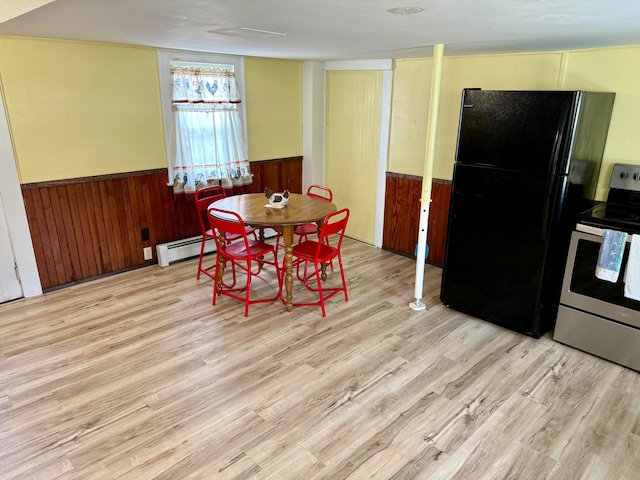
440,89,615,338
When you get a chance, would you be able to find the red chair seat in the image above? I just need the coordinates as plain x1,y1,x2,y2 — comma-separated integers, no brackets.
294,223,319,236
205,228,246,245
225,239,274,258
276,185,333,258
285,208,349,317
195,186,255,280
292,241,336,261
209,207,280,317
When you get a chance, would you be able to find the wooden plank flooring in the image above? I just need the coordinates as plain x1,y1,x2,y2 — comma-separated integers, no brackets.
0,238,639,479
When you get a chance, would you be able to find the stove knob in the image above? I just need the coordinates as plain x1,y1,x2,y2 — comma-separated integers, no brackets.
620,171,629,179
634,173,640,181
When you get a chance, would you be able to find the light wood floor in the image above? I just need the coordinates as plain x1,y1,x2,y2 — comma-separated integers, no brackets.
1,238,639,479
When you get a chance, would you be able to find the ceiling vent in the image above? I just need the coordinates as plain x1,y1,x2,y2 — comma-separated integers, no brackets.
208,27,286,38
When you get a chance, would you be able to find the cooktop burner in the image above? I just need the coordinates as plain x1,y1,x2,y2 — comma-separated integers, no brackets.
579,203,640,233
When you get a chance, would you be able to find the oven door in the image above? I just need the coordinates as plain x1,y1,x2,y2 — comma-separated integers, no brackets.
559,226,640,327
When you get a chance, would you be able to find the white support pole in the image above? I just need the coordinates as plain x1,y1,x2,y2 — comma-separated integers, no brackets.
410,44,444,311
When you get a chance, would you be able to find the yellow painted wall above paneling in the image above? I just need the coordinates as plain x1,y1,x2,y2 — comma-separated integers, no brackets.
0,36,166,183
388,58,432,177
387,52,565,180
389,48,640,201
244,57,302,161
434,52,565,181
561,46,640,200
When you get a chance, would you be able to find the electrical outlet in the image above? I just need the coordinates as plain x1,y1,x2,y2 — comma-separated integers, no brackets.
143,246,153,260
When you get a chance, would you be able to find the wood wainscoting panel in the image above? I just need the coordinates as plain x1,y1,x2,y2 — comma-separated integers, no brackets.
249,156,303,194
22,170,198,290
428,178,452,267
383,173,423,259
383,173,451,267
21,158,304,291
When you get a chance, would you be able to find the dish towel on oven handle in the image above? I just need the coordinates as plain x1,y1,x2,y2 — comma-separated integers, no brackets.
595,229,627,283
624,234,640,301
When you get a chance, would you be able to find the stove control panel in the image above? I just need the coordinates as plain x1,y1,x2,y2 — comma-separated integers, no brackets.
610,163,640,191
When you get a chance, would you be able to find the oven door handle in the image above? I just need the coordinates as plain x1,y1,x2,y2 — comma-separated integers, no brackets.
576,223,632,241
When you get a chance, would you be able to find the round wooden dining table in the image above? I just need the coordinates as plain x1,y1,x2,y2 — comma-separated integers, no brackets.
209,193,337,311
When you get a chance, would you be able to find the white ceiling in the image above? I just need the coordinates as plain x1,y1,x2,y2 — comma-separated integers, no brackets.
1,0,640,60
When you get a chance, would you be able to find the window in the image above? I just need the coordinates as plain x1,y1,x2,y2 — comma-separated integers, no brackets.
157,51,252,198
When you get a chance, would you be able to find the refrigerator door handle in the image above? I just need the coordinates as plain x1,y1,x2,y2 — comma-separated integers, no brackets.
542,101,572,239
547,100,572,181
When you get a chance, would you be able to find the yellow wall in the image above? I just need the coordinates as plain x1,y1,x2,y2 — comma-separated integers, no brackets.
435,52,564,181
388,58,432,177
389,52,564,181
0,37,304,183
0,36,166,183
244,56,302,161
390,46,640,201
3,33,640,202
560,46,640,199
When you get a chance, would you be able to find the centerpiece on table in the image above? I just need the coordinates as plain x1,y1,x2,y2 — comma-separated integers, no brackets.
264,187,289,208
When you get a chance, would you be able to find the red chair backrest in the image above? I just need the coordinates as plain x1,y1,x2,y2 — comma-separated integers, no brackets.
316,208,349,258
208,207,252,250
195,185,226,233
307,184,333,202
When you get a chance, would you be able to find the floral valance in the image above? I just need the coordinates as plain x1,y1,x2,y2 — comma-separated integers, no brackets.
171,66,242,104
172,103,238,113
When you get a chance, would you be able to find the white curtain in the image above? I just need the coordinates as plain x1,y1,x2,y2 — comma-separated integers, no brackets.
169,65,252,197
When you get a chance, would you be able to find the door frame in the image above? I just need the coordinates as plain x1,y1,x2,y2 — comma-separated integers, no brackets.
0,84,42,298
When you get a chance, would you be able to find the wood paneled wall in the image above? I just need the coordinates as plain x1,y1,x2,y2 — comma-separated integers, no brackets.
383,173,451,267
20,158,452,291
21,157,302,291
249,156,303,194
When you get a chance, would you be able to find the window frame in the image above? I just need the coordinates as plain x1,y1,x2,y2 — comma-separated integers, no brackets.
156,49,247,180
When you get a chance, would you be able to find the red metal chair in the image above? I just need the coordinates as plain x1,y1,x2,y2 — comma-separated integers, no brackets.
209,207,280,317
285,208,349,317
275,184,334,259
195,185,255,280
294,185,333,242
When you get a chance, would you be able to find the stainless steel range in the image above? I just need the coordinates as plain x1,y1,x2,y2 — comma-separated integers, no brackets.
554,163,640,371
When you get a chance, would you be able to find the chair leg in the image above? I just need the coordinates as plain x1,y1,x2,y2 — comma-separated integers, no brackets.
290,255,347,316
301,261,313,289
251,258,264,276
212,253,221,305
198,236,224,281
313,262,327,317
213,256,241,303
197,237,207,279
275,232,284,262
338,254,348,301
215,251,281,316
296,258,306,283
244,259,253,317
224,259,238,288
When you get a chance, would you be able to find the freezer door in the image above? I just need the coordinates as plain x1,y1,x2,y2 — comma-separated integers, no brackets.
440,164,564,337
455,90,577,174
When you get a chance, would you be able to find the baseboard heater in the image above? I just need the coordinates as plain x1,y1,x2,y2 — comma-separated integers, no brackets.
156,235,211,268
156,228,278,268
